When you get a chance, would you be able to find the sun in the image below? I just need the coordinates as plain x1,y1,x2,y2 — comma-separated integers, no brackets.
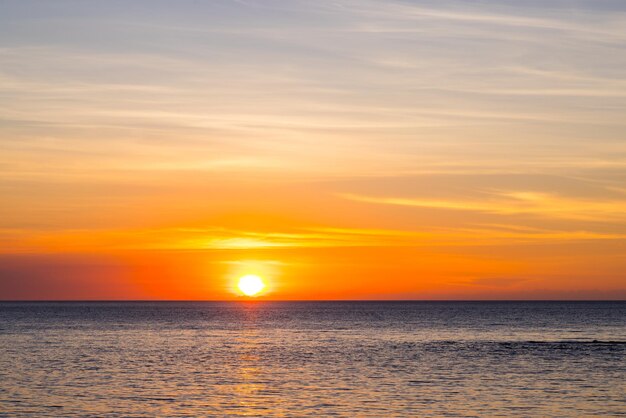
237,274,266,297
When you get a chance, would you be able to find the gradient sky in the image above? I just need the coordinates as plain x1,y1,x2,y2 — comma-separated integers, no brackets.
1,0,625,299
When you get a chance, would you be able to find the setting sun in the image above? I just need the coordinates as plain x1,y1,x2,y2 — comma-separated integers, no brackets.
237,275,266,297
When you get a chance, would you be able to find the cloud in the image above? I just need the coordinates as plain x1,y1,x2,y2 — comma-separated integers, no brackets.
340,190,626,222
336,0,626,41
4,219,626,254
466,277,528,288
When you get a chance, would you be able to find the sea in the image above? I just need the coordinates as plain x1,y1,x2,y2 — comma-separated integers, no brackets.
0,301,624,417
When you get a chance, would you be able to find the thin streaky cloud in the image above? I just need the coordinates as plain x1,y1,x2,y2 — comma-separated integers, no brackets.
339,191,626,222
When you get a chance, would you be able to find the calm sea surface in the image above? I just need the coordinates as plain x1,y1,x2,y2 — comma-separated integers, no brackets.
0,301,624,417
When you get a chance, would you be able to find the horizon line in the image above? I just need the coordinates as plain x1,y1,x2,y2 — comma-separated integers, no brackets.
1,299,624,303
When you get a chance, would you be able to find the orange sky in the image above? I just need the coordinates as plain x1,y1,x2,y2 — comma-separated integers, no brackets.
1,1,625,300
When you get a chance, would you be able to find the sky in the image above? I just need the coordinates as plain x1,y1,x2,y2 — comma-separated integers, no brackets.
1,0,625,300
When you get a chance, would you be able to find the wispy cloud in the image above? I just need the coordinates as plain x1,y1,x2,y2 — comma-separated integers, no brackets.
4,220,626,254
333,0,626,41
340,191,626,222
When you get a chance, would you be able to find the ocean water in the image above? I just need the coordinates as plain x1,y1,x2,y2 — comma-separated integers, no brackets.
0,301,624,417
